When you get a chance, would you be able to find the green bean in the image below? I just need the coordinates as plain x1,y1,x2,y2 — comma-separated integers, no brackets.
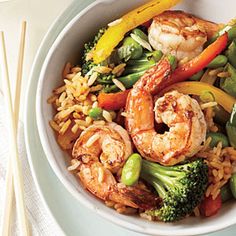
226,40,236,69
121,153,142,186
124,61,155,75
221,183,233,202
230,173,236,199
118,71,145,88
132,28,148,41
214,105,230,125
207,55,228,69
167,55,177,71
88,107,103,120
189,70,204,81
123,37,143,59
206,132,229,148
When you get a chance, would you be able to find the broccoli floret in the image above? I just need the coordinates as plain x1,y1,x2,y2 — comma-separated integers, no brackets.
141,159,208,222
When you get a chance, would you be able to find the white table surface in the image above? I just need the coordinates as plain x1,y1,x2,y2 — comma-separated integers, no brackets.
0,0,73,120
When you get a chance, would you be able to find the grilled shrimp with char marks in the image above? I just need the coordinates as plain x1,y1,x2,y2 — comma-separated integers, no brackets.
72,122,160,210
148,10,221,61
125,59,207,166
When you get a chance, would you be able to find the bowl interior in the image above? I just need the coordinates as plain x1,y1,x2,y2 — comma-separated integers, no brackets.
36,0,236,235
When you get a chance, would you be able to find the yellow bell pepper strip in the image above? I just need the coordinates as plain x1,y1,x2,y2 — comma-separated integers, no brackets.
159,81,236,113
92,0,182,63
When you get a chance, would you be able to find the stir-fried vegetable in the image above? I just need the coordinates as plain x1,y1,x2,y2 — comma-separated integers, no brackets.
220,64,236,97
121,153,142,186
207,54,228,69
98,34,228,110
221,183,233,202
92,0,182,63
98,89,130,110
141,159,208,222
230,173,236,198
206,132,229,148
226,104,236,148
171,33,228,82
200,195,222,217
161,81,236,113
225,40,236,68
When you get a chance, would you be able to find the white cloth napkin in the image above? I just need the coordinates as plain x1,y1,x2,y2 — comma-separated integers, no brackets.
0,92,64,235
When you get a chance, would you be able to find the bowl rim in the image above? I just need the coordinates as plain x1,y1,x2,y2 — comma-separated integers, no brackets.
36,0,236,235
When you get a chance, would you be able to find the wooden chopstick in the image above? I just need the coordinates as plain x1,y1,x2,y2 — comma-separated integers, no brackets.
0,23,29,236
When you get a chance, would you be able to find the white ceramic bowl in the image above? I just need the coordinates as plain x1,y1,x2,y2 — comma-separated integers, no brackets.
36,0,236,235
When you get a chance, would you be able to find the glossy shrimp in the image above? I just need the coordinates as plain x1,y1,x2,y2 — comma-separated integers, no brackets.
148,10,221,61
125,59,207,166
72,122,160,210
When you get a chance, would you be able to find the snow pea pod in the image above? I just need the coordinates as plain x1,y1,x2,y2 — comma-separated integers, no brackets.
132,28,148,41
226,39,236,69
123,37,143,59
189,70,204,81
226,104,236,148
121,153,142,186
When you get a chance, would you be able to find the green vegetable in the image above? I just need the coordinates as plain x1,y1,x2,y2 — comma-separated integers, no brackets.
189,70,204,81
230,173,236,199
121,153,142,186
167,55,177,71
214,105,230,125
226,40,236,69
123,37,143,59
220,63,236,97
132,28,148,41
88,107,103,120
206,24,236,46
141,159,208,222
221,183,233,202
207,55,228,69
226,103,236,148
206,132,229,148
81,28,116,87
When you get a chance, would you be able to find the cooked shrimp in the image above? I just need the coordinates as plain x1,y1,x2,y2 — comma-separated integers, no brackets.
126,60,207,166
72,122,160,210
148,10,220,61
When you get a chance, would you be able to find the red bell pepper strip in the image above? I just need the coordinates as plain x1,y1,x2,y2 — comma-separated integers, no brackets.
200,195,222,217
171,33,228,83
98,33,228,110
98,89,130,110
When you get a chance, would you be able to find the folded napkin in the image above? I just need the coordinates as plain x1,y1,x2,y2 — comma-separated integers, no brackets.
0,92,64,235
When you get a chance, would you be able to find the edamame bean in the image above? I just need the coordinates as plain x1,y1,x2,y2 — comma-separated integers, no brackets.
132,28,148,41
167,55,177,71
206,132,229,148
121,153,142,186
230,173,236,199
189,70,204,81
88,107,103,120
207,55,228,69
123,37,143,59
221,183,233,202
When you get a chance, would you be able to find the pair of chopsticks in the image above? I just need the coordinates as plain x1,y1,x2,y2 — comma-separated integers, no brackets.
0,22,30,236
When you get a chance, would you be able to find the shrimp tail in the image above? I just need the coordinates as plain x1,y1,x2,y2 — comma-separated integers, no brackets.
109,185,162,210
